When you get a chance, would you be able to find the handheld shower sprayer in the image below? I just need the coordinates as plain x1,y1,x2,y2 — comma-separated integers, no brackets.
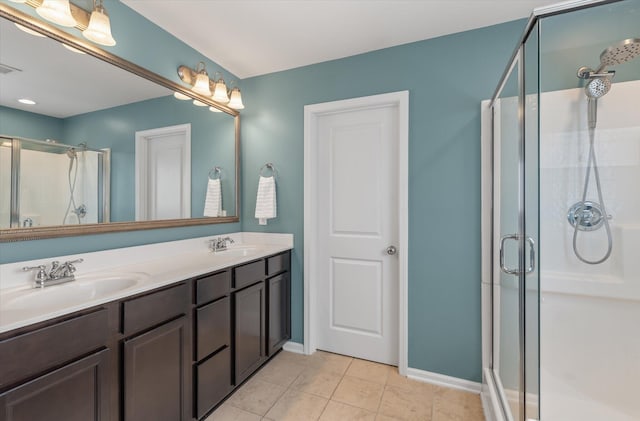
569,38,640,265
577,38,640,129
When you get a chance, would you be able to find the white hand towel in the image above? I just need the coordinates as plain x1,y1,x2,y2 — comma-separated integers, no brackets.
255,175,276,225
203,178,222,217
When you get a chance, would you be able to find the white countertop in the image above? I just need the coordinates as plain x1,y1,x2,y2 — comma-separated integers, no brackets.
0,232,293,334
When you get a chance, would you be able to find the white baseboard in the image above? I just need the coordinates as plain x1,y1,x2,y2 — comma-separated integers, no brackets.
282,341,305,354
406,367,482,394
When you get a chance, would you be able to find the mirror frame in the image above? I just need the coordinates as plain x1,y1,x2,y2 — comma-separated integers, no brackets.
0,3,241,242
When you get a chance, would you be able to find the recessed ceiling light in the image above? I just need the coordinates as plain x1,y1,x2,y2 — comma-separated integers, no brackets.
18,98,36,105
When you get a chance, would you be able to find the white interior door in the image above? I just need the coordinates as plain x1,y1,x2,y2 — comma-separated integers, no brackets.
314,104,399,365
135,124,191,220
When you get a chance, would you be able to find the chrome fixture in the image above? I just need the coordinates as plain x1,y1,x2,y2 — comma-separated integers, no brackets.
9,0,117,46
23,258,84,288
209,236,235,252
571,38,640,264
22,217,33,227
63,146,87,225
567,201,611,232
177,62,244,110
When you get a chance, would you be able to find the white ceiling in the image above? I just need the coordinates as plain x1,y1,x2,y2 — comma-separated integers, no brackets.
122,0,561,79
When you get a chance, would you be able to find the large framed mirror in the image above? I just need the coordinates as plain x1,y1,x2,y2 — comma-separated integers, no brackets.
0,3,240,242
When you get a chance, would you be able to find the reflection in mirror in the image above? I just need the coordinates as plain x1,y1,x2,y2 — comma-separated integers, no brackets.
0,8,238,240
0,137,110,229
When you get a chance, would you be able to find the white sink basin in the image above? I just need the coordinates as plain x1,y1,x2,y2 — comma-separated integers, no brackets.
2,272,150,313
212,245,262,258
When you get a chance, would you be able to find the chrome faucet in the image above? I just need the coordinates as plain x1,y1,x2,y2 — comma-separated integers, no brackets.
23,259,83,288
209,236,235,252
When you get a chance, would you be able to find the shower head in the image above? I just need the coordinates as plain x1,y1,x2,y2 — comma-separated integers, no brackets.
585,76,612,98
598,38,640,70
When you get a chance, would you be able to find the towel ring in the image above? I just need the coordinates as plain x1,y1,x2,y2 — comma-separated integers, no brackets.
208,166,222,180
259,163,278,178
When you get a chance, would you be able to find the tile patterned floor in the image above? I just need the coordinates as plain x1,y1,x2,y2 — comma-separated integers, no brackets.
206,351,486,421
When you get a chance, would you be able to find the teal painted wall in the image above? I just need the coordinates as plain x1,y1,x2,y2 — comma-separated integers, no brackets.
0,0,241,263
240,20,527,381
0,106,63,140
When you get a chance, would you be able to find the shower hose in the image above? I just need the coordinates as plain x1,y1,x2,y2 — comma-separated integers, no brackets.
572,121,613,264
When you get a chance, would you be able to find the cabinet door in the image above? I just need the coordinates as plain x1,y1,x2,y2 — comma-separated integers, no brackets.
0,349,109,421
234,281,266,385
123,317,189,421
267,273,291,356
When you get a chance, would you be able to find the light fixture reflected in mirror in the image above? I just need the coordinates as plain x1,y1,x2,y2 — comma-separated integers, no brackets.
36,0,77,27
174,91,190,100
14,23,46,37
193,100,208,107
62,43,86,54
83,0,116,46
8,0,27,3
209,106,222,113
177,63,244,110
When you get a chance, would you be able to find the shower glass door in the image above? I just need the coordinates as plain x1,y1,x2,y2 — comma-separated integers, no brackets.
492,54,523,421
492,22,540,420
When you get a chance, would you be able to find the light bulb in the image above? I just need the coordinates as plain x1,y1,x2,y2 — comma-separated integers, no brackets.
83,3,116,46
228,87,244,110
212,79,229,103
36,0,77,27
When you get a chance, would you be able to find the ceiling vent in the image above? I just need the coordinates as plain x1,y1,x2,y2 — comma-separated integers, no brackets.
0,63,23,75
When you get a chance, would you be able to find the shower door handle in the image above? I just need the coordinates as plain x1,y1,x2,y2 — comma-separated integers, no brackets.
525,236,536,274
499,234,519,275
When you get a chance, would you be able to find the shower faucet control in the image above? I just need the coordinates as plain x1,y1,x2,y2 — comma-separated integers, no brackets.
23,259,84,288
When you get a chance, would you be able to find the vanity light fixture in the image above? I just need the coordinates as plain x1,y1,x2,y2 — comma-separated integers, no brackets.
212,76,230,103
227,87,245,110
8,0,27,3
36,0,77,28
209,106,223,113
82,0,116,47
193,100,208,107
177,63,244,110
191,62,213,96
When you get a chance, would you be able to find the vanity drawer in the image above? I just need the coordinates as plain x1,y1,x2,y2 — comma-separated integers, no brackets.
196,297,230,360
195,347,231,419
233,260,265,290
122,283,188,336
0,308,109,389
195,270,230,305
267,252,290,276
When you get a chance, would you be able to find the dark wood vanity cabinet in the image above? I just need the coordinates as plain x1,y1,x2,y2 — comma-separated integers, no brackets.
0,249,291,421
120,283,190,421
0,309,111,421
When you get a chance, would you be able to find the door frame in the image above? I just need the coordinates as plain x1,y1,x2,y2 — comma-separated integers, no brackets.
303,91,409,374
135,123,191,221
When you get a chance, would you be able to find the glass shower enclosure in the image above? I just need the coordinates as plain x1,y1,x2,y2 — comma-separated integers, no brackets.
0,137,110,229
482,1,640,420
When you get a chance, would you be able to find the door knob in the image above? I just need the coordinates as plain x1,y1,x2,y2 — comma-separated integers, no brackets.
386,246,397,255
